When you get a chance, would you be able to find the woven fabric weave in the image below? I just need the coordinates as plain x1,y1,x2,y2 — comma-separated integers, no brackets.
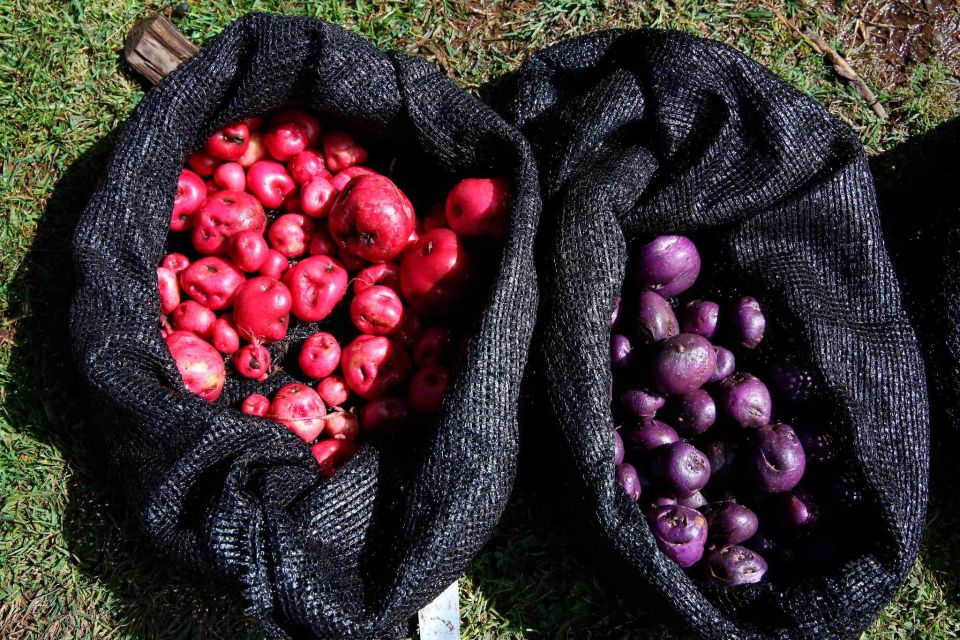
70,13,539,639
502,30,929,639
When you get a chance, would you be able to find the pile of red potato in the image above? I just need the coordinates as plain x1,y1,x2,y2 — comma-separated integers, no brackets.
158,108,509,476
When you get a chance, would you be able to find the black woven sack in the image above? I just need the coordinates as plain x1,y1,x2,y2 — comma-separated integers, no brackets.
501,30,929,639
70,13,539,639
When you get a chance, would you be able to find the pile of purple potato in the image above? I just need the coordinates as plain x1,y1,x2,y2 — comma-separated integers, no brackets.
611,236,854,586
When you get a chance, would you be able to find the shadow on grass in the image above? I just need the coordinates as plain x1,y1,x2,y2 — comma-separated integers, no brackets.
874,116,960,609
5,131,258,639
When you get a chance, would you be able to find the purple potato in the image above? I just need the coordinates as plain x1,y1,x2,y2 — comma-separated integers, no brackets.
613,430,625,465
707,346,736,383
677,491,708,510
652,333,717,395
653,442,712,497
611,333,634,370
634,290,679,344
731,296,765,349
647,495,678,511
636,468,656,495
751,423,806,493
718,373,772,428
830,470,865,509
667,389,716,437
647,504,708,568
681,299,719,338
706,503,759,545
795,428,839,466
619,388,666,420
775,490,820,529
700,440,739,481
704,544,768,585
622,419,679,452
631,235,701,298
616,463,642,502
767,358,814,406
747,530,777,556
611,295,622,328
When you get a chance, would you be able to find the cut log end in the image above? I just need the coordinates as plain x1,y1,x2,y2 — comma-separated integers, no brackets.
125,15,198,85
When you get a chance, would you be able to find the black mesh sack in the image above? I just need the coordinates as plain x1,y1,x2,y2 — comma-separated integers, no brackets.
70,13,539,639
501,30,929,639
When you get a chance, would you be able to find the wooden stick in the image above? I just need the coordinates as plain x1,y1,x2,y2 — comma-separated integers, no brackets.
765,5,887,121
124,16,198,85
803,28,887,120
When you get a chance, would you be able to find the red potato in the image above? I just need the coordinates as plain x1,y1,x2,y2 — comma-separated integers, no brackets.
322,130,368,173
308,227,337,256
282,255,348,322
232,276,292,343
270,109,322,146
301,177,336,218
234,343,271,381
237,133,266,168
268,213,314,258
299,332,341,379
337,246,368,272
329,175,415,263
350,285,405,336
162,253,191,274
271,383,326,442
171,300,216,339
258,249,290,280
317,375,349,406
413,326,456,366
171,169,207,231
263,121,308,162
213,162,246,192
179,257,245,310
445,176,511,238
289,150,330,185
330,166,376,191
192,190,266,255
228,230,269,273
361,396,409,438
354,262,400,294
186,149,219,177
247,160,297,210
165,331,225,402
392,312,422,348
423,203,446,231
211,317,240,354
206,122,250,161
340,335,411,399
157,267,180,315
405,228,420,254
408,365,450,414
324,408,360,440
399,228,471,314
311,439,359,478
241,393,270,416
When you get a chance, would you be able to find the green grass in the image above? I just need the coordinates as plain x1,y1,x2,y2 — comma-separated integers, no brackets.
1,0,958,638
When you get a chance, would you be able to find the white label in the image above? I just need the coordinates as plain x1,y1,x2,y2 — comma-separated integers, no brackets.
417,580,460,640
